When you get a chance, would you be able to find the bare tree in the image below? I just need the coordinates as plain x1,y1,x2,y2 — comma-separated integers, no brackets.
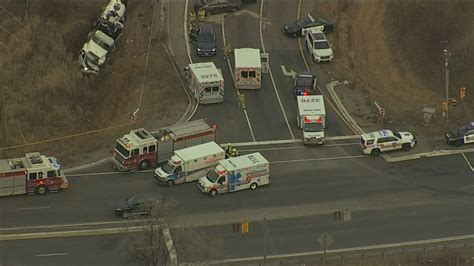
118,199,177,266
118,198,223,265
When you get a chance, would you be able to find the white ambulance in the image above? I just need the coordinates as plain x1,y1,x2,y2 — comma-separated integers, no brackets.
197,152,270,197
234,48,262,89
154,141,225,186
297,95,326,145
185,62,224,104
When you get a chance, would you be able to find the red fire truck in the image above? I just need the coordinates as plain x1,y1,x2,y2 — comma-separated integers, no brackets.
112,119,217,171
0,152,69,197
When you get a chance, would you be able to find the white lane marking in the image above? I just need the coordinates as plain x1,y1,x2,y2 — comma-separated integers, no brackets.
459,184,474,190
45,155,367,179
461,153,474,172
68,169,154,177
240,142,359,152
0,220,146,232
35,253,69,257
229,135,360,147
259,0,295,140
17,207,51,211
281,65,297,78
221,15,256,142
271,155,367,164
184,0,192,64
138,246,161,250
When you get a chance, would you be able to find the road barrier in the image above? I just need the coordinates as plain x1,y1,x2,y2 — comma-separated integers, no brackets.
194,235,474,265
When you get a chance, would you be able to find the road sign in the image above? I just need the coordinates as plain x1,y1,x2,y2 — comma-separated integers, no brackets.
317,232,334,249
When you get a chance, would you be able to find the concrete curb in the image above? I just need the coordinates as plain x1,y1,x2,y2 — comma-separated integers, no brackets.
383,148,474,162
161,220,179,266
0,226,142,241
326,81,364,135
63,157,111,173
327,81,474,162
227,135,360,147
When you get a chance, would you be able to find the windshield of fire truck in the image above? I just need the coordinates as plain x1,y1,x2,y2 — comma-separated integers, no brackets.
161,161,176,175
206,169,220,183
115,143,130,158
304,122,324,132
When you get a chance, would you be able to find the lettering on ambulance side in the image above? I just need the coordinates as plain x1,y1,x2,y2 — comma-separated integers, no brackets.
248,154,260,164
200,74,218,79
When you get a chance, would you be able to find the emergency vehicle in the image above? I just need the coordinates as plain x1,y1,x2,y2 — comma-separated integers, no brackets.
234,48,262,89
0,152,69,197
154,141,225,186
197,152,270,197
360,129,417,156
112,119,216,171
297,95,326,145
185,62,224,104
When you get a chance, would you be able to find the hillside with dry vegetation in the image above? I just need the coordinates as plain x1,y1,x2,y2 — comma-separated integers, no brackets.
317,0,473,134
0,0,187,165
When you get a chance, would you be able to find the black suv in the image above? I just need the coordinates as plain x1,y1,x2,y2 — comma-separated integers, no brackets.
197,24,216,56
115,193,164,218
283,13,334,38
294,72,317,97
445,122,474,146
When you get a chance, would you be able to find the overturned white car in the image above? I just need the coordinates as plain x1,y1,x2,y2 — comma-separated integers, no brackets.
78,29,115,75
78,0,127,75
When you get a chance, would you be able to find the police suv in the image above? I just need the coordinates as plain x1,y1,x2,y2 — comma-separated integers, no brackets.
360,129,417,156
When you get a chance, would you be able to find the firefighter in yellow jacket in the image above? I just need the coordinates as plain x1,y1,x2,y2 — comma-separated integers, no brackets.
224,143,239,158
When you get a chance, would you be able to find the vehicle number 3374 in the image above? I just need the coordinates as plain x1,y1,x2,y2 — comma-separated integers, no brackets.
200,74,218,79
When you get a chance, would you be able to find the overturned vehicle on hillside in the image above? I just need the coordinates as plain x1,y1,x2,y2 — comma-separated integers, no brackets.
79,0,127,75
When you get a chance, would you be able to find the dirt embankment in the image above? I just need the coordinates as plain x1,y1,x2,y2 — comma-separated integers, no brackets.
316,1,474,135
0,0,187,165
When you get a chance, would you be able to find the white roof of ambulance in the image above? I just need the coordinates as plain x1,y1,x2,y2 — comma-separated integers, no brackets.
174,141,222,162
234,48,261,68
189,62,223,83
297,95,325,115
220,152,268,171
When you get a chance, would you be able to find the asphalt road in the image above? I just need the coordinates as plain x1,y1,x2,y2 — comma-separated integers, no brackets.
2,196,472,265
191,15,255,143
1,144,472,230
0,236,126,266
1,0,474,265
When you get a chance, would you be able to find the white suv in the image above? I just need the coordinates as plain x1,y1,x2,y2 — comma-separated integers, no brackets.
360,129,417,156
305,28,333,62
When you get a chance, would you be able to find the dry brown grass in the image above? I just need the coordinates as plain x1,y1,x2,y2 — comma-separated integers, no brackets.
315,1,474,135
0,0,188,166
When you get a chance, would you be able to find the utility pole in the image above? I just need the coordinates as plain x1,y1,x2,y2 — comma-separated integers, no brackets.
443,48,451,125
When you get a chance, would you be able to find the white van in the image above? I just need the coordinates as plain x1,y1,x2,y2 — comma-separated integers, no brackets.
197,152,270,197
154,141,225,186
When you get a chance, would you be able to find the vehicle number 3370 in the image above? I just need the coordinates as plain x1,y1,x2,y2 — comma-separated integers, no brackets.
300,98,320,103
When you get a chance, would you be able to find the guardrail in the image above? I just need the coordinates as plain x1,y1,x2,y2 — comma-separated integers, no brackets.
185,237,474,265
